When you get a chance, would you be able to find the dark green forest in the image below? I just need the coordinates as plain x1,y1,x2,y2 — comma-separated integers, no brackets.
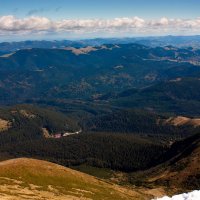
0,104,199,172
0,43,200,181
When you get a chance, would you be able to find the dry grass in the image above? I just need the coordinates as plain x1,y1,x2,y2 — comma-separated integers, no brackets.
0,158,150,200
0,119,11,132
146,137,200,195
0,52,15,58
41,128,51,138
19,110,36,119
64,47,97,55
163,116,200,127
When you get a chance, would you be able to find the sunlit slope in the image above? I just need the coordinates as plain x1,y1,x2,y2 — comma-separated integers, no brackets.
0,158,147,200
146,133,200,194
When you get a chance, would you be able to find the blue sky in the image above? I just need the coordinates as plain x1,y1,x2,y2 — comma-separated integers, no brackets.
1,0,200,19
0,0,200,41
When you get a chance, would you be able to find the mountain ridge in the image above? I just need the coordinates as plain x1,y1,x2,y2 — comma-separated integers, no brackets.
0,157,152,200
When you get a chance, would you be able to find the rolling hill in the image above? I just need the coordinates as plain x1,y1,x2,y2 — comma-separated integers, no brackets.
0,132,199,200
0,158,147,200
1,36,200,53
0,41,199,199
0,104,199,172
104,78,200,116
150,133,200,193
128,133,200,195
0,44,200,106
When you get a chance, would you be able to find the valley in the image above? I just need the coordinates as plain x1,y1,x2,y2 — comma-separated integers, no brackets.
1,0,200,198
0,39,200,199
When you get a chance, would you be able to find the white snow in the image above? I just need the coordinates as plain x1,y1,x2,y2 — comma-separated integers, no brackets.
154,190,200,200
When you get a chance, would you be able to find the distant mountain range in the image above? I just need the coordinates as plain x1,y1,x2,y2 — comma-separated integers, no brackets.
0,43,200,116
1,35,200,53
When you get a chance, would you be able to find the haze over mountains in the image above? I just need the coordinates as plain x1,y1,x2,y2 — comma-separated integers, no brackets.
1,35,200,53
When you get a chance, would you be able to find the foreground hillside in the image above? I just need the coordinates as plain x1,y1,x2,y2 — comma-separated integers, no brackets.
128,133,200,195
0,133,199,200
149,133,200,193
0,158,150,200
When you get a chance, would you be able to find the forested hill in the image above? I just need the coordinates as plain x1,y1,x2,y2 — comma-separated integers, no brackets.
0,44,200,106
100,78,200,116
0,41,199,196
0,104,199,172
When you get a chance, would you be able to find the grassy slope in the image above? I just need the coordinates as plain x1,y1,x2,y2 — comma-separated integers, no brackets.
149,134,200,193
128,133,200,196
0,158,151,200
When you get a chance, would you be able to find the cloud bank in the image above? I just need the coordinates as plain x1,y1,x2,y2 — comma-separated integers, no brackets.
0,15,200,37
154,190,200,200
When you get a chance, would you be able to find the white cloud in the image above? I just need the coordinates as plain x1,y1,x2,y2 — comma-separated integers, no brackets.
0,15,200,37
154,190,200,200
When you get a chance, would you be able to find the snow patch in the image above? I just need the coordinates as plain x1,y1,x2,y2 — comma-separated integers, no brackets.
154,190,200,200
